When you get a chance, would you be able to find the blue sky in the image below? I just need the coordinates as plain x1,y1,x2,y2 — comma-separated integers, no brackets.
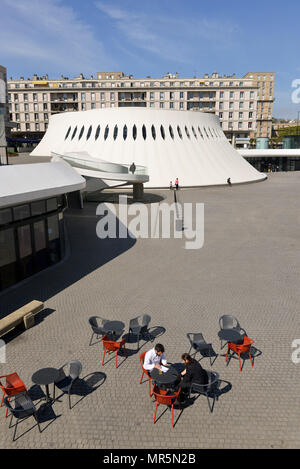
0,0,299,118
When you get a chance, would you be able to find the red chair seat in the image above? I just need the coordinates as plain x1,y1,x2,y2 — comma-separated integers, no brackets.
0,373,27,418
101,335,127,368
226,336,254,372
152,384,181,428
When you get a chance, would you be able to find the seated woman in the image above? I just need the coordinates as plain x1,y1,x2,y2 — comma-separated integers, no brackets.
180,353,208,402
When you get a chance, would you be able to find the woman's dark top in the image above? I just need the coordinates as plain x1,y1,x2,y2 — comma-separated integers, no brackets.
182,361,208,386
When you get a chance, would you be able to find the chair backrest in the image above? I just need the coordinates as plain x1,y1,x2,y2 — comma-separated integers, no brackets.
153,385,180,405
4,392,35,419
187,333,205,348
141,314,151,328
219,315,240,330
233,336,254,353
139,351,152,378
89,316,108,332
0,372,25,395
102,335,125,351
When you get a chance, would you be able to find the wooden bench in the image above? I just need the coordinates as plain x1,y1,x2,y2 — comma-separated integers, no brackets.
0,300,44,337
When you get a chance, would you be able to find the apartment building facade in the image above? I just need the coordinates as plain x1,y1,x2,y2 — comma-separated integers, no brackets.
7,71,275,148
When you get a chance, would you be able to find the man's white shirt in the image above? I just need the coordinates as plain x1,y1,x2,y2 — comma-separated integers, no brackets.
143,348,167,371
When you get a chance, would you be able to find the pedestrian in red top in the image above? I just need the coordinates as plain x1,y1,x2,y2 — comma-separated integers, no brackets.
175,178,179,190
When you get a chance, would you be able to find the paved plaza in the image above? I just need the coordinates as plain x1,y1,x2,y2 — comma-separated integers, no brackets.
1,172,300,448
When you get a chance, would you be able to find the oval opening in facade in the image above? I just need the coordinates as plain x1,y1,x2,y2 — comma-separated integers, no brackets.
142,125,147,140
71,126,77,140
133,125,137,140
185,126,190,139
86,125,92,140
78,126,85,140
169,125,174,140
65,126,71,140
95,125,101,140
192,126,197,139
113,125,118,140
151,125,156,140
160,125,165,140
177,126,183,139
123,125,127,140
104,125,109,140
198,126,203,138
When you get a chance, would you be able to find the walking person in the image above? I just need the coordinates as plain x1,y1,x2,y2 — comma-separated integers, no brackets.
169,181,173,190
227,177,232,186
175,177,179,190
130,162,136,174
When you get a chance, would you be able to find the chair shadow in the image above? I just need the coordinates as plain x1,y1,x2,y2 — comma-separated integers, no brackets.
196,346,218,366
182,379,232,413
154,403,183,428
67,372,107,409
148,326,166,342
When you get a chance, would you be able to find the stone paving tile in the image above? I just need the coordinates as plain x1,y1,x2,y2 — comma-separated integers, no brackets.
0,172,300,448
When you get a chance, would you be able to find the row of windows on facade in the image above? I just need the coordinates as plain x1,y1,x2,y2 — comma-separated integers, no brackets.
14,123,47,131
64,124,223,142
8,90,264,101
8,80,257,90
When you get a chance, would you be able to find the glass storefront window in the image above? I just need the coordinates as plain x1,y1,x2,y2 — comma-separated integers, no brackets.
0,228,16,267
34,220,46,252
0,208,12,225
31,200,46,216
18,225,32,258
13,204,30,221
46,198,58,212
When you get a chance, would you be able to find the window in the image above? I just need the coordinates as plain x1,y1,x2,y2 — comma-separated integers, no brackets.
101,92,105,100
123,125,127,140
240,92,244,98
78,126,85,140
198,127,203,138
204,127,209,138
192,126,197,139
219,102,223,110
238,122,243,129
177,126,182,139
91,103,96,109
132,125,137,140
113,125,118,140
219,112,223,119
151,125,156,140
239,102,244,109
26,123,30,131
14,94,18,101
43,103,48,110
71,126,78,140
142,125,146,140
160,92,164,99
185,126,190,139
91,92,95,101
220,91,224,98
169,125,174,139
229,112,233,119
249,102,254,109
34,103,38,111
33,93,37,101
160,102,164,109
24,103,29,111
229,91,234,99
34,113,39,121
170,102,174,109
180,92,184,99
170,92,174,100
25,113,29,121
81,93,85,100
43,93,47,101
250,91,254,99
160,125,165,140
81,103,86,111
150,91,154,100
15,113,19,121
110,92,115,101
248,122,253,129
95,125,101,140
104,125,109,140
179,102,184,109
44,113,48,120
239,112,243,119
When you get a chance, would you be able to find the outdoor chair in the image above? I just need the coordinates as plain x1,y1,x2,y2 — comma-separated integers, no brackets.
226,336,254,372
152,384,181,428
0,372,27,419
219,315,247,349
187,333,216,366
101,335,127,368
189,370,220,413
129,314,151,349
139,351,153,398
88,316,109,346
3,392,41,441
54,360,82,409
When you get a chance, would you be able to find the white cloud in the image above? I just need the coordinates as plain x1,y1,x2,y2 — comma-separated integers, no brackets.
95,1,239,64
0,0,116,76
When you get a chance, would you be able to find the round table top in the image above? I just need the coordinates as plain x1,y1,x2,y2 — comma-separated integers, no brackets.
218,328,244,343
102,321,125,333
151,365,180,385
32,368,60,386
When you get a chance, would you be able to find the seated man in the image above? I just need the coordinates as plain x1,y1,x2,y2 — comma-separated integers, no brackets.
144,343,168,373
180,353,208,402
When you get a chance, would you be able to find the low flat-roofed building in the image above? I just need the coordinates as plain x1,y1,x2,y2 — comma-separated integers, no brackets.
0,161,85,291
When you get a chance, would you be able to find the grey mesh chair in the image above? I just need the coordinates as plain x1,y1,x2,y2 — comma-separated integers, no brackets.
219,315,247,349
188,370,220,413
187,333,215,366
129,314,151,349
54,360,82,409
4,391,41,441
89,316,109,346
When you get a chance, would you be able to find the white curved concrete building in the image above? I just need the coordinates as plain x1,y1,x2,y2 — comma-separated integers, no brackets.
31,108,265,188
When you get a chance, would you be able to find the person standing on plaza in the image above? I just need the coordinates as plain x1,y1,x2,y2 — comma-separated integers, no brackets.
175,178,179,190
169,180,173,190
130,162,136,174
